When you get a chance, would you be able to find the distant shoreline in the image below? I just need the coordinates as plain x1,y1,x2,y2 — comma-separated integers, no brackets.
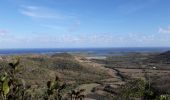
0,47,170,55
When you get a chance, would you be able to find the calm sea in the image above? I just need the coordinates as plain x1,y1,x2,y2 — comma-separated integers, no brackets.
0,47,170,55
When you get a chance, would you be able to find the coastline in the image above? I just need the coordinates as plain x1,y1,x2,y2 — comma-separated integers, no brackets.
0,47,169,55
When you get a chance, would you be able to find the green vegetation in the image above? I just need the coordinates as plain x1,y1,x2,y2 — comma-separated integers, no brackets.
0,54,108,99
44,76,66,100
0,59,27,100
118,79,155,99
0,58,80,100
111,78,170,100
0,52,170,100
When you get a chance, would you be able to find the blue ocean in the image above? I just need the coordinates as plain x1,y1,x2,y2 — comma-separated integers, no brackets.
0,47,170,55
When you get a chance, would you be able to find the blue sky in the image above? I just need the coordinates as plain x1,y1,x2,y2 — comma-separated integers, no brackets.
0,0,170,48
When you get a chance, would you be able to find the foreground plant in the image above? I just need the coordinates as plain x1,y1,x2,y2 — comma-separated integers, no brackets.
0,59,28,100
0,72,10,100
69,89,85,100
44,76,66,100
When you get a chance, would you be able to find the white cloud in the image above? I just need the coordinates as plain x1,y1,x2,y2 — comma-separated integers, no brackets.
20,6,72,19
158,26,170,34
15,33,153,45
19,5,80,34
1,30,170,48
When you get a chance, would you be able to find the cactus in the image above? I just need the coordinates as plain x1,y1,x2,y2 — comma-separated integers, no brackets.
8,58,19,70
0,58,28,100
2,80,10,96
44,76,66,100
0,73,7,82
0,74,10,100
69,89,85,100
8,58,20,77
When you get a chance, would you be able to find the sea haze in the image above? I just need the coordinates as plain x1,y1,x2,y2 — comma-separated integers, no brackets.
0,47,170,55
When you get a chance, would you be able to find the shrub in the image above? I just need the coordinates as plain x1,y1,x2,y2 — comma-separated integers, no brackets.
117,78,156,100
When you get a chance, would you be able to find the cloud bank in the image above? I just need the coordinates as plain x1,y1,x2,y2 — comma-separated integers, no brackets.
158,26,170,34
0,31,170,48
